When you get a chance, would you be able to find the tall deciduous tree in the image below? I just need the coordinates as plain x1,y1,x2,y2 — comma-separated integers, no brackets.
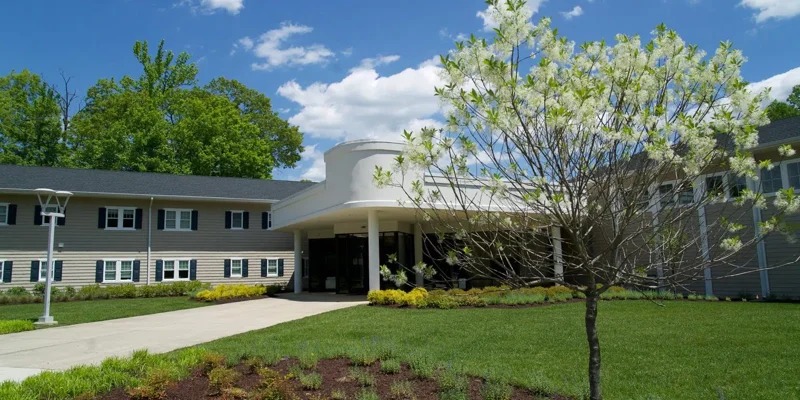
765,85,800,121
0,70,69,166
374,2,800,399
69,40,302,178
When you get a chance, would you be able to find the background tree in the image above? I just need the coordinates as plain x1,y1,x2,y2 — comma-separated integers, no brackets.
68,39,302,178
765,85,800,121
374,1,800,399
0,70,69,166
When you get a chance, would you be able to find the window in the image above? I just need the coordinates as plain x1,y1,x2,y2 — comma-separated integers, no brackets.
659,184,674,207
677,183,694,205
104,260,134,282
41,205,58,225
163,259,190,280
705,176,724,198
787,162,800,191
231,211,244,229
0,204,7,225
231,259,243,277
39,259,56,281
760,167,783,194
265,211,272,229
301,257,309,278
106,207,136,229
266,259,279,277
0,260,4,282
729,175,747,198
165,209,192,231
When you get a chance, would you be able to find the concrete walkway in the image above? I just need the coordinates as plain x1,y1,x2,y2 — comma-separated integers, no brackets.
0,294,366,382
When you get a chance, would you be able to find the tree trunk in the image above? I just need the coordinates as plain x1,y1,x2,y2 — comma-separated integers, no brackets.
585,293,602,400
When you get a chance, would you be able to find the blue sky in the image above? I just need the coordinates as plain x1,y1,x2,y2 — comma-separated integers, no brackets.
2,0,799,181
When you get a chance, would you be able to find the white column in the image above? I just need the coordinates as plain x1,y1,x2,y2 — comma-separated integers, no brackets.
414,224,424,287
368,210,380,292
293,230,302,294
747,175,770,298
697,205,714,296
551,226,564,281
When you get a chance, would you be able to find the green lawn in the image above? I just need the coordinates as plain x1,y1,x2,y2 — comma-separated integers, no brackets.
197,301,800,400
0,297,210,326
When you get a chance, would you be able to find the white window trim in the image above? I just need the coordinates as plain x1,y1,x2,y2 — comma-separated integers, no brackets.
0,260,5,283
265,211,272,229
302,256,309,278
164,208,193,232
39,205,59,226
230,257,244,277
783,159,800,193
266,258,279,277
0,203,8,226
230,210,245,230
757,164,784,196
657,180,695,208
696,172,746,203
103,259,135,283
105,206,137,230
162,258,192,281
38,258,56,282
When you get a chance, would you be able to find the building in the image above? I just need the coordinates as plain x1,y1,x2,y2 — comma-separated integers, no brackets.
1,116,799,298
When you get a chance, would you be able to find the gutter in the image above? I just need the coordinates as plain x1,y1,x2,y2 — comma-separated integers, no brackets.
0,188,281,204
147,197,153,285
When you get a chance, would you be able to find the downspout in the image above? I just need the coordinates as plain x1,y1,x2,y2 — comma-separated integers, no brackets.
147,197,153,285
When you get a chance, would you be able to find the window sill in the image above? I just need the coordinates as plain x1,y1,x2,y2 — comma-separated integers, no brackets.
163,229,193,232
105,228,136,231
266,274,279,278
162,278,191,282
103,280,134,284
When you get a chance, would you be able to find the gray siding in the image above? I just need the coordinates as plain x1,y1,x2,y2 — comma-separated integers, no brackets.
0,194,295,290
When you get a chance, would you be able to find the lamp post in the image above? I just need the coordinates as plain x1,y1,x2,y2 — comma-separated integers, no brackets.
34,188,72,326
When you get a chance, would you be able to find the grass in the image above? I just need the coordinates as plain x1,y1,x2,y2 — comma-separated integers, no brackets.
198,301,800,400
0,297,210,326
0,320,35,334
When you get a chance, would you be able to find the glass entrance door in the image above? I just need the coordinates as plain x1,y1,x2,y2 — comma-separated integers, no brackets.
336,234,369,294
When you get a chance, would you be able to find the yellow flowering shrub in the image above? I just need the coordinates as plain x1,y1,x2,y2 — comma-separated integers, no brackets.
368,288,428,306
194,284,267,302
400,287,428,306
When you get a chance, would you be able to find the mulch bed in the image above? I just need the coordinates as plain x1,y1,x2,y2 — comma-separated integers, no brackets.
375,299,585,310
97,357,569,400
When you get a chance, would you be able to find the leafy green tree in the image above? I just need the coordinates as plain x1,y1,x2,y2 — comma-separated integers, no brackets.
765,85,800,121
70,40,302,178
0,70,69,166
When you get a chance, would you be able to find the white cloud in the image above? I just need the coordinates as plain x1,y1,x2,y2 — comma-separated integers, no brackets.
747,66,800,103
341,47,353,57
177,0,244,15
299,144,327,181
739,0,800,23
477,0,546,31
352,55,400,71
238,22,335,70
277,58,444,143
561,5,584,20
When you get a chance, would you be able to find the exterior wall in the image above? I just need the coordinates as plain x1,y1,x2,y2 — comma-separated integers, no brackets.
763,209,800,298
0,194,295,290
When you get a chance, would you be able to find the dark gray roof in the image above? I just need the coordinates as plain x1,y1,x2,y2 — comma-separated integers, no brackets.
758,116,800,146
0,164,315,202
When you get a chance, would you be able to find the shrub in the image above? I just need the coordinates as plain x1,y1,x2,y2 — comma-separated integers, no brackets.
195,284,267,302
6,287,28,296
64,286,77,296
254,369,294,400
201,352,228,373
221,387,249,400
366,289,405,305
243,356,264,374
400,287,428,306
107,284,137,299
264,284,282,297
725,296,732,302
356,389,379,400
439,388,468,400
298,351,318,369
481,380,513,400
390,381,415,399
349,367,375,387
0,320,35,335
437,368,468,392
33,282,46,297
128,368,172,400
298,371,322,390
408,353,435,379
417,295,458,309
208,367,239,394
687,294,699,301
705,295,719,301
453,295,486,307
380,358,401,374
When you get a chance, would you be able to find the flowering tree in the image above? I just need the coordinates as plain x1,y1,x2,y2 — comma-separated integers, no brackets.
374,1,799,398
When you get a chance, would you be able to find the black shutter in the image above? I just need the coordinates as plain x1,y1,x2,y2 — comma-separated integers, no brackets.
242,259,249,277
57,208,65,226
261,259,267,277
132,260,141,282
278,259,284,277
243,212,249,229
191,210,199,230
98,208,107,229
95,261,103,282
34,205,42,225
157,210,165,230
54,261,63,281
262,212,269,229
135,209,143,230
224,259,231,278
155,260,163,281
190,259,197,281
2,261,12,282
30,260,40,282
7,204,16,225
225,211,232,229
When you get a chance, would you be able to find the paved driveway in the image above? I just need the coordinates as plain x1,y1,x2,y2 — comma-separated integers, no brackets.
0,294,366,382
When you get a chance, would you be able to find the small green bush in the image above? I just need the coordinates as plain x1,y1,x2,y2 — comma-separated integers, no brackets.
221,387,248,400
356,389,379,400
380,358,401,374
263,284,282,297
437,368,468,392
201,352,228,373
298,371,322,390
0,320,35,335
208,366,239,394
481,380,513,400
408,353,436,379
298,351,319,369
390,380,415,399
330,389,347,400
128,368,172,400
6,287,28,296
349,367,375,387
